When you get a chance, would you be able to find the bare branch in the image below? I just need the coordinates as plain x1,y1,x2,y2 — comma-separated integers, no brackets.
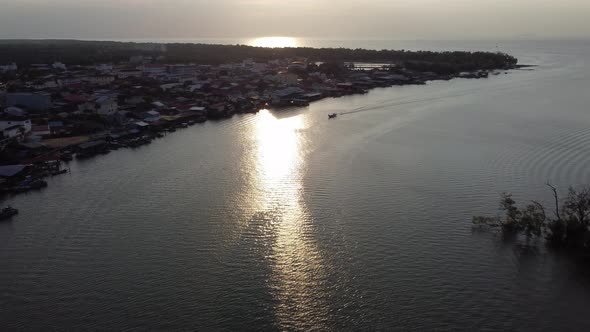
546,182,560,221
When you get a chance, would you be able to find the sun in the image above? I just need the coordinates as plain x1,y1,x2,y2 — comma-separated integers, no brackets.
250,37,298,48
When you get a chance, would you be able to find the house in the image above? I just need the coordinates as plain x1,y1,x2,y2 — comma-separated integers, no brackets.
96,64,114,72
78,101,96,113
208,103,231,118
6,92,52,111
2,125,25,140
124,96,145,105
167,64,197,76
241,60,268,72
30,64,51,71
160,83,181,92
95,96,118,116
302,92,323,102
58,77,83,87
140,64,167,76
189,106,206,115
188,84,203,92
63,94,90,104
33,79,59,90
272,86,304,99
288,61,307,71
48,121,67,136
131,121,150,130
373,73,409,82
143,110,161,123
78,140,107,154
0,63,17,72
117,69,142,79
77,93,118,114
336,82,355,91
274,72,299,86
4,107,27,117
52,62,67,70
84,76,115,86
1,117,31,141
0,165,31,179
113,111,132,125
31,125,51,137
151,101,166,110
0,119,32,134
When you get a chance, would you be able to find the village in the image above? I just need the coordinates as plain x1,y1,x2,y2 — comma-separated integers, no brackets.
0,54,495,199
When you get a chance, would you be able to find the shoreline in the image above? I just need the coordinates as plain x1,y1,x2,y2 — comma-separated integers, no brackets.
0,65,524,202
0,44,521,202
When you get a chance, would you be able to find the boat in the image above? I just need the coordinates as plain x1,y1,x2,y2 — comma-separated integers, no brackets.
76,151,95,159
60,151,73,162
290,99,310,107
0,206,19,221
50,169,68,176
328,113,338,119
22,179,47,191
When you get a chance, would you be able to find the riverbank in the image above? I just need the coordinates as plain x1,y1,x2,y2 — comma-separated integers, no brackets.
0,43,521,199
0,64,518,200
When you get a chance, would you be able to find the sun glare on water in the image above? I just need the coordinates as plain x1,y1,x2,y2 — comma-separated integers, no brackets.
250,36,298,48
251,110,328,329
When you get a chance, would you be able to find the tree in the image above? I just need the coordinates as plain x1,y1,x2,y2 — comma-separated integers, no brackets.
560,187,590,249
474,185,590,253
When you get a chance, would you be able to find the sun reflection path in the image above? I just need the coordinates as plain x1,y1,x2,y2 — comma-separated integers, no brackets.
252,110,329,329
250,36,298,48
255,110,304,186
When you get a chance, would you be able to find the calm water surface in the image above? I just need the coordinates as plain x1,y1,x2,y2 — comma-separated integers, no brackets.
2,40,590,330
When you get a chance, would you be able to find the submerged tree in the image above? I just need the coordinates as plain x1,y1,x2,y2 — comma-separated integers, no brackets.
473,192,545,237
474,185,590,254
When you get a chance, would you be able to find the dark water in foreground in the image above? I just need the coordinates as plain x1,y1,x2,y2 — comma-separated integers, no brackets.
2,40,590,330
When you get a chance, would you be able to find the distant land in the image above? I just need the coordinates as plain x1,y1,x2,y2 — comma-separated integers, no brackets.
0,39,518,74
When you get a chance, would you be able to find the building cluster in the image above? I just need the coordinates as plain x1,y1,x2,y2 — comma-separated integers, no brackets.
0,55,445,194
1,56,428,153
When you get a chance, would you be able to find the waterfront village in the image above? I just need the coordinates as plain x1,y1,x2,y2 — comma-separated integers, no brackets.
0,55,496,200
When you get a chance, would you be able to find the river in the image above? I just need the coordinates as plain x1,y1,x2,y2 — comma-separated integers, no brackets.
1,39,590,330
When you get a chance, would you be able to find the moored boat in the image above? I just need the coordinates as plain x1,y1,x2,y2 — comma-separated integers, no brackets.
0,206,19,221
60,151,73,162
50,169,68,176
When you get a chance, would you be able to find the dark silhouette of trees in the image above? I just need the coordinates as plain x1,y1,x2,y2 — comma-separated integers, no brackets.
474,185,590,254
0,40,518,73
318,62,348,76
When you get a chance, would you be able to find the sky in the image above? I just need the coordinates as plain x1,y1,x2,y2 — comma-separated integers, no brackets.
0,0,589,40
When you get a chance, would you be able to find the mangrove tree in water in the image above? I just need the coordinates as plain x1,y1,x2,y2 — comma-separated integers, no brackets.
474,184,590,254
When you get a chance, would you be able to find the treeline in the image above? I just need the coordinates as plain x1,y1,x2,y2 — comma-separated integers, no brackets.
0,40,517,73
474,185,590,255
0,40,156,66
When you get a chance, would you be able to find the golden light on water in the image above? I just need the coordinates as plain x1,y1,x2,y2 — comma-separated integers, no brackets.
255,110,304,183
250,36,298,48
252,110,328,329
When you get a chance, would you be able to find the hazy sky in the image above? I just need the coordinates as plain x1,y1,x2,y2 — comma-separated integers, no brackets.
0,0,589,40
